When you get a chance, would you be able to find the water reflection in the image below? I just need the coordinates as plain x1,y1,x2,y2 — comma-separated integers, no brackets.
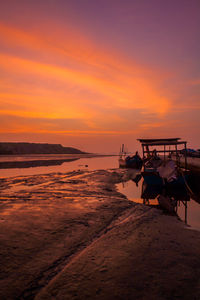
0,158,79,169
117,171,200,231
0,155,118,178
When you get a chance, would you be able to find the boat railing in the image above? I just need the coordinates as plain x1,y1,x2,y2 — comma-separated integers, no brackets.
137,138,188,170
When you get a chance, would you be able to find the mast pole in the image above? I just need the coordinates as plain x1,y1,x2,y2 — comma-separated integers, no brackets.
184,142,187,169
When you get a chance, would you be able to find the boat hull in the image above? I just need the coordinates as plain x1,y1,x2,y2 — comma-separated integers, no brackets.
142,170,164,186
141,180,163,199
119,158,143,169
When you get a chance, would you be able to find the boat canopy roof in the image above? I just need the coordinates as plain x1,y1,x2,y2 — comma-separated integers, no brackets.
138,138,179,144
138,138,188,168
137,138,187,146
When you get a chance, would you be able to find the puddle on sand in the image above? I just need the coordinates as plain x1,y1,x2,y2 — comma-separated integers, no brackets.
117,176,200,231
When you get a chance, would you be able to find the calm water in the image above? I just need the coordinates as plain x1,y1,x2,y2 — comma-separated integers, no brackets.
117,178,200,232
0,155,118,178
1,154,199,231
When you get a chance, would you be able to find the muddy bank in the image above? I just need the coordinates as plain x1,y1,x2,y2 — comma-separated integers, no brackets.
0,169,132,299
36,207,200,300
0,169,200,299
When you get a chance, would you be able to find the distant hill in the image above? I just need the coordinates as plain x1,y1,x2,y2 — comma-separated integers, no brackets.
0,142,86,155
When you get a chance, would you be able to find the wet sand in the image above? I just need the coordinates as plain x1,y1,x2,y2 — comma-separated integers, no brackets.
0,169,200,299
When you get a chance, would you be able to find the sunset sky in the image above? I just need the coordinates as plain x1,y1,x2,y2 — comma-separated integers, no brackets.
0,0,199,153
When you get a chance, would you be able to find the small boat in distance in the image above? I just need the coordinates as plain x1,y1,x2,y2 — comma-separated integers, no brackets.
119,144,143,169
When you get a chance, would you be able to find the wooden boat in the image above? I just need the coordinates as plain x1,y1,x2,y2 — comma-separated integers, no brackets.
119,144,143,169
137,138,191,215
138,138,189,189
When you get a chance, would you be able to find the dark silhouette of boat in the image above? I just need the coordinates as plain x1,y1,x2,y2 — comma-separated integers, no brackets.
138,138,189,190
119,144,142,169
141,178,190,217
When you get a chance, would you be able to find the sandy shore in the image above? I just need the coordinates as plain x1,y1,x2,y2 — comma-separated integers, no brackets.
0,169,200,299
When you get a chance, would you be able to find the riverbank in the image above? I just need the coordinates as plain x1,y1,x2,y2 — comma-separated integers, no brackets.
0,154,118,178
0,153,113,170
0,169,200,299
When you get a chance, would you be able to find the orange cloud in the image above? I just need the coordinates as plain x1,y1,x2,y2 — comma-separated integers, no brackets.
0,127,138,136
0,52,171,115
0,92,94,119
0,21,173,141
0,21,149,75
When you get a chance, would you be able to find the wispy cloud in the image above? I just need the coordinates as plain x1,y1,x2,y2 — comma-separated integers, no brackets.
0,20,182,146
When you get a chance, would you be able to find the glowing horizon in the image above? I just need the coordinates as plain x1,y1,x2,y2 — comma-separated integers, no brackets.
0,1,199,152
